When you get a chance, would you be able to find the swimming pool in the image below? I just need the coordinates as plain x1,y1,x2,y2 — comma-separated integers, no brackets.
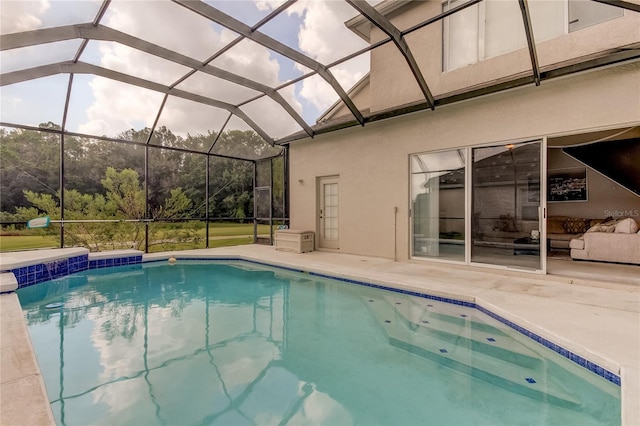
18,260,620,425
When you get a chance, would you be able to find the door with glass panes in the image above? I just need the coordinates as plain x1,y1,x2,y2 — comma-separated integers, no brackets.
318,176,339,249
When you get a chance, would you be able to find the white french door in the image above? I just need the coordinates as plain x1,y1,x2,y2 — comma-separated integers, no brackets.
318,176,339,250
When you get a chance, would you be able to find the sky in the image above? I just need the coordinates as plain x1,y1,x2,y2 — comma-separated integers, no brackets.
0,0,375,142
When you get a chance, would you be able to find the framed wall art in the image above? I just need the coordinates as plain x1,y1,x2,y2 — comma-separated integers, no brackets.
548,167,588,202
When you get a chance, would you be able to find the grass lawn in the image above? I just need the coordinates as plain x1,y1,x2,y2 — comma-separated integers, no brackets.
207,223,272,237
0,235,59,251
0,223,276,252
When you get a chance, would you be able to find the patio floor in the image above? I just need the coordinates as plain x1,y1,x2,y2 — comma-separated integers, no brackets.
1,244,638,425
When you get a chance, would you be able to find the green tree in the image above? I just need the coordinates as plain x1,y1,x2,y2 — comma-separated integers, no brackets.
208,156,253,219
272,156,286,219
212,129,281,160
155,188,192,219
101,167,145,219
16,168,196,251
2,125,284,229
64,136,108,196
0,126,60,212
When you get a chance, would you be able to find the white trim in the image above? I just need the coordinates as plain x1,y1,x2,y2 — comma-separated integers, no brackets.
464,146,472,264
345,0,414,42
407,153,414,259
477,1,486,63
541,136,548,274
546,123,640,143
564,0,570,34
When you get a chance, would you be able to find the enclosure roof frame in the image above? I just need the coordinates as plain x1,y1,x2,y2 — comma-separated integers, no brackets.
1,0,639,159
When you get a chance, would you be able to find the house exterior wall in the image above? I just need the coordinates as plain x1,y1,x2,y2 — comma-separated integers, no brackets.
318,78,372,126
289,61,640,259
331,1,640,120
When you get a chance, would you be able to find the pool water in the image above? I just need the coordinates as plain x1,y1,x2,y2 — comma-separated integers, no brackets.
18,261,620,425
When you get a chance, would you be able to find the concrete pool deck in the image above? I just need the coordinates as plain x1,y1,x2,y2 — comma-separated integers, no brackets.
1,244,638,425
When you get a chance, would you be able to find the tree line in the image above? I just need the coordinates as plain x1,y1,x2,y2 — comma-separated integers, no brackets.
1,123,285,223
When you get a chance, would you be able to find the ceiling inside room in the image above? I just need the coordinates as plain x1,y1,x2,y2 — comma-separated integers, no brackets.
548,127,640,196
1,0,639,161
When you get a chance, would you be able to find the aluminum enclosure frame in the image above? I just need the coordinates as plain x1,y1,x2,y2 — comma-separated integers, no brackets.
1,0,639,252
3,0,638,150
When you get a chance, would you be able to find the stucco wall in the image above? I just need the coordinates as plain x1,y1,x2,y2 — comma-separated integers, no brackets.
288,62,640,260
365,1,640,114
319,78,372,125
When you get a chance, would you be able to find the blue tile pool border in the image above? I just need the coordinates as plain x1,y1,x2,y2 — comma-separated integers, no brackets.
9,254,143,289
11,254,621,386
88,255,143,270
10,254,89,289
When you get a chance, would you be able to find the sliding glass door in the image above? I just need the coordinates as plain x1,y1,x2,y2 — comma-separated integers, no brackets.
410,141,544,271
471,141,543,270
411,150,466,261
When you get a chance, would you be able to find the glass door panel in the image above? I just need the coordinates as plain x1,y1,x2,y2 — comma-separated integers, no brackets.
411,150,466,261
318,176,339,249
471,141,542,270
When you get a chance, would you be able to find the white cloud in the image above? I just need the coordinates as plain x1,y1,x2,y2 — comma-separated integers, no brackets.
241,95,302,139
297,74,336,113
0,39,81,74
288,390,353,425
75,0,308,139
105,0,227,62
3,0,371,139
0,94,22,115
254,0,287,12
0,0,49,34
257,0,370,116
97,41,191,86
77,76,165,137
278,84,303,116
74,0,233,137
214,39,282,88
155,96,231,137
1,0,103,34
290,0,365,65
176,71,262,105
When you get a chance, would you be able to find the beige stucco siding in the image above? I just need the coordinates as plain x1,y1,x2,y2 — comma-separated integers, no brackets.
319,77,372,125
288,62,640,260
366,1,640,113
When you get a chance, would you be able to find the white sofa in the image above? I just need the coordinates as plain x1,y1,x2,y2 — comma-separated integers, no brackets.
570,218,640,265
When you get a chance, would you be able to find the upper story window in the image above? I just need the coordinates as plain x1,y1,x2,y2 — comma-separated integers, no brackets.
442,0,624,72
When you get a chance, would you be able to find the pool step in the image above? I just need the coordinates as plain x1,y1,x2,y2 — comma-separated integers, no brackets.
397,296,507,333
364,297,580,407
381,295,542,369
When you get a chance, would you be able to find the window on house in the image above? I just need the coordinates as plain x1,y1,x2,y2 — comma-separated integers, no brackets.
569,0,624,31
443,0,624,72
